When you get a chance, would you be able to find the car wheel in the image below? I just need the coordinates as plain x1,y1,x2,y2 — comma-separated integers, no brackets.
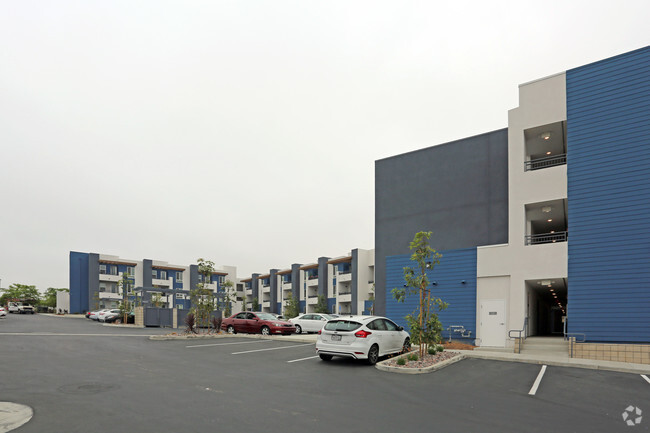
261,326,270,336
295,325,302,334
402,337,411,354
227,325,235,334
367,344,379,365
319,354,333,361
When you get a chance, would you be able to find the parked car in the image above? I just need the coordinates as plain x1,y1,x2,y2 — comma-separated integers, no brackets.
315,315,411,365
221,312,296,335
98,309,122,322
270,313,288,320
104,311,135,324
290,313,336,334
0,306,6,318
8,302,34,314
88,309,111,321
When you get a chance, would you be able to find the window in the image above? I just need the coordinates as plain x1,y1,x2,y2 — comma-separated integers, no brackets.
152,270,157,279
235,312,247,319
175,293,184,299
383,319,398,331
177,304,183,309
110,265,118,275
218,275,225,285
99,264,107,274
176,272,183,282
99,285,106,292
127,266,135,276
159,270,167,280
324,320,362,332
198,275,203,282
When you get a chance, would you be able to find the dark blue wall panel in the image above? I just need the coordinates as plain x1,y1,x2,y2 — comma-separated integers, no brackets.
69,251,89,314
385,248,477,341
567,45,650,342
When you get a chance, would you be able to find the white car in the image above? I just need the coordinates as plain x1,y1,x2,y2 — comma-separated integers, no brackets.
98,309,122,322
290,313,336,334
88,309,111,321
0,306,6,318
316,315,410,365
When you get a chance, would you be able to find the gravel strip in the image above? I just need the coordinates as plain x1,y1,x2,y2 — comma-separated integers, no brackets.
383,350,461,368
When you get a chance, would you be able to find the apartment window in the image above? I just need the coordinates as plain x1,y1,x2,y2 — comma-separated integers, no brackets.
177,304,183,310
110,265,118,275
218,276,225,285
99,264,107,274
176,293,184,299
198,275,203,282
126,283,133,293
127,266,135,277
160,270,167,280
99,285,106,292
176,272,183,283
152,270,157,279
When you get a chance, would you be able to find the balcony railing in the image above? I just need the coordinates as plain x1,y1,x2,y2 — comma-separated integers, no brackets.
525,231,568,245
524,154,567,171
307,275,318,280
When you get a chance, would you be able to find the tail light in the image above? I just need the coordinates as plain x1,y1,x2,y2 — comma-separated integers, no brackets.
318,329,322,335
354,330,372,338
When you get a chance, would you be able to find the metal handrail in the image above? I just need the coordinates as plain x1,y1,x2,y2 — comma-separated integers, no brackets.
508,317,528,340
524,153,567,171
565,333,586,358
525,231,568,245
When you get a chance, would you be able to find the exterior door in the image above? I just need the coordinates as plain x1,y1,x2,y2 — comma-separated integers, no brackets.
480,299,506,347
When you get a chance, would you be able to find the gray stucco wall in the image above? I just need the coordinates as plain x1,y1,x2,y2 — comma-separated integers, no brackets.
351,249,359,315
143,259,153,288
374,128,509,315
269,269,278,312
317,257,329,299
88,253,99,311
291,264,301,301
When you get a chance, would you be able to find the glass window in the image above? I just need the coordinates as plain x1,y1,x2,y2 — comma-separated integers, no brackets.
110,265,118,275
99,264,107,274
383,319,398,331
99,285,106,292
235,312,247,319
152,270,157,278
324,320,362,332
160,270,167,280
127,266,135,276
176,293,184,299
176,272,183,282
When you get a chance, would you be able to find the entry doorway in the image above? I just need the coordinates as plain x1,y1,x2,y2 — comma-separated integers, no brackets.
480,299,506,347
526,278,567,336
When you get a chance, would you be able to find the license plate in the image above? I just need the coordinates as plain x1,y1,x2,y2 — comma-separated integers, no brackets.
331,334,341,341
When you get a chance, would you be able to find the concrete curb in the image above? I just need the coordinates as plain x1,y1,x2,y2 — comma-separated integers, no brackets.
458,350,650,375
376,352,466,374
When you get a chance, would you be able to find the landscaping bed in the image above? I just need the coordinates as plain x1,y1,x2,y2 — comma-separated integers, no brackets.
382,350,461,369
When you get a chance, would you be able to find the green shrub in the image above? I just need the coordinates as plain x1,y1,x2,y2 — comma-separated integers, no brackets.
397,357,406,366
407,353,419,361
428,346,437,355
437,345,444,353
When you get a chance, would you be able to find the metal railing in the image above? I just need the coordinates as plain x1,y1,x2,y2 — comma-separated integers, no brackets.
524,153,567,171
525,231,568,245
508,318,528,353
565,333,586,358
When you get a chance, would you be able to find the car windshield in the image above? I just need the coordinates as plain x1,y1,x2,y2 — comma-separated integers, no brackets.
324,320,362,332
256,313,279,320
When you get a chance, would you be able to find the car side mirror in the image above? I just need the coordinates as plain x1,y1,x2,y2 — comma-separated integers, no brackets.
397,326,404,331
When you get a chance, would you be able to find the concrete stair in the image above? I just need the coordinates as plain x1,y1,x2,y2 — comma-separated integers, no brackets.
520,336,569,356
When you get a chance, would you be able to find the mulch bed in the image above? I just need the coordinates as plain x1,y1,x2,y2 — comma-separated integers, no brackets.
383,350,461,368
442,341,476,350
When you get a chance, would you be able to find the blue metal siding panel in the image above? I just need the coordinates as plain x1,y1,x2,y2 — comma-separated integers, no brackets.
567,46,650,343
69,252,89,314
385,248,477,341
327,298,336,313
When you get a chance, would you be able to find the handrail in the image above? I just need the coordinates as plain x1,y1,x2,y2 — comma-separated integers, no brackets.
565,333,586,358
524,153,567,171
525,231,568,245
508,317,528,340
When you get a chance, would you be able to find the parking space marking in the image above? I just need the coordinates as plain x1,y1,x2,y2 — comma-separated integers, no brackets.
642,374,650,385
287,355,320,363
528,365,547,396
232,343,314,355
186,340,273,348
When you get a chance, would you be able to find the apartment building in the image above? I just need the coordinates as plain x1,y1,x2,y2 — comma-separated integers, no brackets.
240,248,375,316
376,46,650,351
69,251,240,314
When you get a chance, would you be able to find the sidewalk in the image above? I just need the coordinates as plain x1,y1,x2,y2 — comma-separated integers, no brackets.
457,348,650,375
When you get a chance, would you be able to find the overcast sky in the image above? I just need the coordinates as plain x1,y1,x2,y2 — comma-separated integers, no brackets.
1,1,648,291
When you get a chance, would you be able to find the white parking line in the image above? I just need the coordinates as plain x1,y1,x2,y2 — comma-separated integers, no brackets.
642,374,650,385
528,365,547,396
186,340,273,348
232,343,314,355
287,355,320,363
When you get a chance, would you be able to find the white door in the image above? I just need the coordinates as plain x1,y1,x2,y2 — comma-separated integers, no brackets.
480,299,506,347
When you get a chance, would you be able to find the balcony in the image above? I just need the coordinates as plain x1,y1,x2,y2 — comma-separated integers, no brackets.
99,273,120,282
337,293,351,303
307,296,318,305
152,278,170,286
245,289,252,296
262,301,270,308
261,286,270,294
307,278,318,287
98,292,121,300
525,154,566,171
282,281,292,290
525,231,568,245
337,273,352,283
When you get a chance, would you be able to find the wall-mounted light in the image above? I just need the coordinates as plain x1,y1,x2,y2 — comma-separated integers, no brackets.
425,261,433,269
431,281,437,286
461,280,466,284
540,132,551,140
546,151,552,155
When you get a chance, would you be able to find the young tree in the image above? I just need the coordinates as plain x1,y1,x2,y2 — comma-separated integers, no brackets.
252,297,259,312
392,231,448,357
283,293,300,318
315,294,329,314
220,280,234,317
191,258,218,333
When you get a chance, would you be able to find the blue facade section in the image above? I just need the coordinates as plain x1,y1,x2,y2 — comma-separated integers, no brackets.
363,300,374,315
69,251,89,314
299,300,306,314
567,46,650,343
327,298,336,313
385,248,477,341
276,302,282,313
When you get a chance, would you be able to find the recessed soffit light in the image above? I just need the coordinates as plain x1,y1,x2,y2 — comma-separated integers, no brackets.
540,132,551,140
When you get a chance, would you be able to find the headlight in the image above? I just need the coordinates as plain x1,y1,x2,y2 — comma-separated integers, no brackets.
273,323,282,327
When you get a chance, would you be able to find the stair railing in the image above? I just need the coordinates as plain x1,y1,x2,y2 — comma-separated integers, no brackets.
508,317,528,353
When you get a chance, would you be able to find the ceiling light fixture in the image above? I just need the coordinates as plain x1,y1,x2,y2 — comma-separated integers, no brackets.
542,206,552,213
540,132,551,140
547,219,553,222
546,151,552,155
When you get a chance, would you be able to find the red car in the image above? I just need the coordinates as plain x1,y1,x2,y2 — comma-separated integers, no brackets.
221,312,296,335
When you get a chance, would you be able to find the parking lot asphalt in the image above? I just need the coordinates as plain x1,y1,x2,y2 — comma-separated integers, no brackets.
1,314,649,432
